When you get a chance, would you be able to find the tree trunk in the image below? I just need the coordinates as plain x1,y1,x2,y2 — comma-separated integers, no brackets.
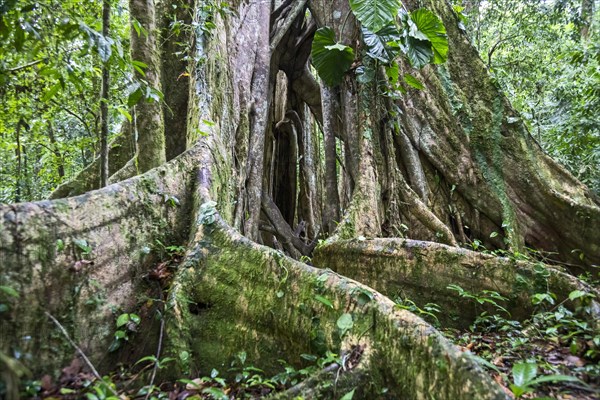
100,0,110,187
129,0,166,173
580,0,594,40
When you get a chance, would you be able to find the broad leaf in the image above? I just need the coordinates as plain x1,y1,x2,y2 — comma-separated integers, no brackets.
362,24,401,63
336,313,353,336
512,362,537,386
350,0,402,32
410,9,448,64
528,374,582,386
97,35,112,63
41,83,62,102
0,285,19,298
129,313,141,324
385,62,399,83
0,16,9,40
403,73,424,89
356,65,375,83
404,36,433,69
127,88,143,107
340,389,355,400
311,27,354,87
568,290,587,301
14,23,25,51
116,313,130,328
314,295,334,309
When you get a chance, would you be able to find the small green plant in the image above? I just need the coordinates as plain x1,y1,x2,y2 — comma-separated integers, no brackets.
394,297,441,326
509,362,581,398
163,193,180,208
352,287,374,306
108,313,141,352
84,375,119,400
0,285,19,313
337,313,354,337
154,239,186,260
73,238,93,257
447,284,510,316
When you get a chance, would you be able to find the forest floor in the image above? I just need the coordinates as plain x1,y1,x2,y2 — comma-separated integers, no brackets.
16,252,600,400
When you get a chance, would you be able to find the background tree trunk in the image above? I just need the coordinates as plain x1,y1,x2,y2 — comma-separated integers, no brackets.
129,0,166,173
100,0,110,187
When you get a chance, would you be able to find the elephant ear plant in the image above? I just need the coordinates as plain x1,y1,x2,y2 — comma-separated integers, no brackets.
312,0,448,88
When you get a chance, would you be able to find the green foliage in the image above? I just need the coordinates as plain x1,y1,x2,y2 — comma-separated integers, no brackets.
349,0,402,32
0,284,19,314
175,350,342,399
406,9,448,65
311,1,448,87
0,0,160,202
447,284,510,316
510,362,581,398
446,285,598,397
84,376,119,400
310,27,355,86
199,200,218,225
108,312,141,352
459,0,600,192
314,294,334,309
394,297,441,325
336,312,354,337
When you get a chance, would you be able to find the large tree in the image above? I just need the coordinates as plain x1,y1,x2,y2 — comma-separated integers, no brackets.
1,0,598,398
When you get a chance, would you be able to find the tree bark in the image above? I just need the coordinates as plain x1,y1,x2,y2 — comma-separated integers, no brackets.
129,0,166,173
100,0,110,187
243,0,272,241
320,84,341,234
580,0,594,40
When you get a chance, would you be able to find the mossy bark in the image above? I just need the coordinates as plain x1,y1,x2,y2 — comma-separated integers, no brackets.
0,147,200,376
2,0,600,398
163,213,510,399
313,238,600,328
129,0,166,173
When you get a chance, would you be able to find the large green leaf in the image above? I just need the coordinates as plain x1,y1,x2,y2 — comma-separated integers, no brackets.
512,362,537,387
362,24,401,63
311,27,354,87
336,313,354,336
404,36,433,69
350,0,402,32
410,9,448,64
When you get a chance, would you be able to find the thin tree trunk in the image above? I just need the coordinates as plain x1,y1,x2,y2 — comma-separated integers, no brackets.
14,120,23,203
580,0,594,39
129,0,166,173
320,84,341,234
100,0,110,187
48,123,65,178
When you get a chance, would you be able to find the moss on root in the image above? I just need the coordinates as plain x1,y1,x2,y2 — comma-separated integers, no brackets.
313,238,599,329
0,147,201,376
162,219,510,399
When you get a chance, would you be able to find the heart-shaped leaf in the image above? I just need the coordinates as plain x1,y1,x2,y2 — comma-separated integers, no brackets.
410,9,448,64
362,24,401,63
311,27,354,86
350,0,402,32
